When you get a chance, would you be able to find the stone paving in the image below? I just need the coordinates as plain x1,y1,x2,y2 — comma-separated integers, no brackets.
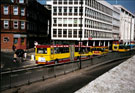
75,55,135,93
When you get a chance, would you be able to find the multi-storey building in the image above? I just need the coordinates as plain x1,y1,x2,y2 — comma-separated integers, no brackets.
1,0,51,51
112,6,120,41
114,5,135,44
46,0,120,47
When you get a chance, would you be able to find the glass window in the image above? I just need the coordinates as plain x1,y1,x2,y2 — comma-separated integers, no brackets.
53,7,57,13
14,38,18,44
11,0,14,2
21,7,25,16
53,29,57,37
58,18,62,24
37,48,47,54
63,18,67,24
59,7,62,13
13,21,18,29
21,38,24,45
13,6,18,15
58,29,62,37
74,18,77,24
68,29,72,38
53,18,57,24
69,7,72,13
3,37,9,42
4,6,8,15
64,7,67,13
21,21,25,29
63,29,67,37
19,0,24,3
74,7,78,13
68,18,73,24
4,20,9,29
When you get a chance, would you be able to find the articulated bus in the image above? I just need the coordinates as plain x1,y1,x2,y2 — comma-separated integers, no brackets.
35,45,92,64
91,46,109,56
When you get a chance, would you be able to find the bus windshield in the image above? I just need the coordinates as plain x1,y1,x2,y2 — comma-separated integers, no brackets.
37,48,47,54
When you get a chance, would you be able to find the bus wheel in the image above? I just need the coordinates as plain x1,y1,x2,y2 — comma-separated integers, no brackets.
55,59,58,64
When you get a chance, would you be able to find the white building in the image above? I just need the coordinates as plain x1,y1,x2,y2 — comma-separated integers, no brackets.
46,0,120,47
114,5,135,44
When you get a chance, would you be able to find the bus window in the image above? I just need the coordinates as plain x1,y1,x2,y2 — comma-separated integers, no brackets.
54,47,60,54
75,47,79,52
37,48,47,54
51,48,54,54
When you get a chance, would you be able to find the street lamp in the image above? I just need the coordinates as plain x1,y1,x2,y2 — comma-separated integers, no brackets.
79,0,83,69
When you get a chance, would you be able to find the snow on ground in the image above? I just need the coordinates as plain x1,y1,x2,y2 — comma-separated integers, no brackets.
75,55,135,93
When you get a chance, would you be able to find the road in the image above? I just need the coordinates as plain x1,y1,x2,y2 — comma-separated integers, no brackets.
36,59,126,93
1,58,127,93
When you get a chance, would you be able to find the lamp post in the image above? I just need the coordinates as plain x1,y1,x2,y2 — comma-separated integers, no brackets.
79,0,83,69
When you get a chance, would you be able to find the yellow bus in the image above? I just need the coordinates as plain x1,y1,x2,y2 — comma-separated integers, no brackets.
91,46,109,56
35,45,93,64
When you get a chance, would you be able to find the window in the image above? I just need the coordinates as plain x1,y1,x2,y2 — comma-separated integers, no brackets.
21,7,25,16
58,29,62,37
4,6,8,15
4,20,9,29
58,7,62,13
68,29,72,38
13,21,18,29
11,0,14,2
14,38,18,44
74,19,77,24
19,0,24,3
53,29,57,37
63,18,67,24
64,7,67,13
53,18,57,24
37,48,47,54
3,37,9,42
53,7,57,13
63,29,67,37
69,7,72,13
21,38,24,45
21,21,25,29
58,18,62,24
74,7,78,13
13,6,18,15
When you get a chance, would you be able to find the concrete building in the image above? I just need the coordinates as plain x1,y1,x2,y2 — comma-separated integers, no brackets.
46,0,120,47
114,5,135,44
1,0,51,51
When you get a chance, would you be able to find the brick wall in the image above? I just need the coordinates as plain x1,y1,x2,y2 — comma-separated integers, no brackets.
1,33,14,51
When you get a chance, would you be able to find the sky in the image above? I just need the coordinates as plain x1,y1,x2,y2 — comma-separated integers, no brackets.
105,0,135,14
37,0,135,14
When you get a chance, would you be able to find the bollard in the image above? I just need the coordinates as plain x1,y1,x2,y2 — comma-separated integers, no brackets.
31,55,35,61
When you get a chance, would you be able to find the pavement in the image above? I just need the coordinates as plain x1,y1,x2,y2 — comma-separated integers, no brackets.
75,55,135,93
1,48,37,70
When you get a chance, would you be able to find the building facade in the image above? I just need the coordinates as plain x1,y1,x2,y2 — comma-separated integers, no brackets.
46,0,120,47
114,5,135,44
1,0,51,51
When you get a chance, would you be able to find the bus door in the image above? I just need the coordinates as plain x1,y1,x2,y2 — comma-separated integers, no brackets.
70,45,74,62
50,48,54,60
